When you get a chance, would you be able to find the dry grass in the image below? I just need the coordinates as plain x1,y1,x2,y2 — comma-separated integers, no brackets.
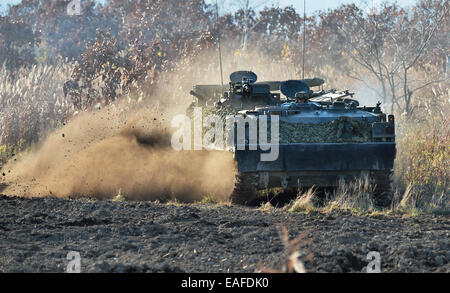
326,177,376,213
285,177,448,217
284,177,377,215
112,189,125,202
288,187,317,213
391,184,449,216
258,226,312,273
0,61,73,166
259,201,275,212
197,194,222,205
392,83,449,215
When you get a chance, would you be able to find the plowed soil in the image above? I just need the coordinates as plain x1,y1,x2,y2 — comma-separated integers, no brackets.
0,195,448,273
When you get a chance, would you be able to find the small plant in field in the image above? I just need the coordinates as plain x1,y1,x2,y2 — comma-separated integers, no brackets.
325,178,375,213
398,184,416,209
0,144,7,168
258,226,312,273
288,187,317,213
256,187,285,203
167,198,184,206
112,189,125,202
259,201,274,212
392,183,449,216
198,194,221,205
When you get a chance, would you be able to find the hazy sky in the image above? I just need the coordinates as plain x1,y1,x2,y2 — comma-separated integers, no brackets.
1,0,419,14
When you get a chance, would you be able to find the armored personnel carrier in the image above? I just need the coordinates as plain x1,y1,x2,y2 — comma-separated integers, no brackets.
189,71,396,207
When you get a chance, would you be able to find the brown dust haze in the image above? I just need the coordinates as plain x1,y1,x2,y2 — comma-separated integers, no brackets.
0,51,305,201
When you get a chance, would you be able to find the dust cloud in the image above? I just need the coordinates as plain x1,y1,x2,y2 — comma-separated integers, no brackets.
0,50,303,201
0,63,238,201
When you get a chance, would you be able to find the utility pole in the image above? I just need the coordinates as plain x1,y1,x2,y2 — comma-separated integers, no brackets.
446,55,449,78
302,0,306,79
216,0,224,89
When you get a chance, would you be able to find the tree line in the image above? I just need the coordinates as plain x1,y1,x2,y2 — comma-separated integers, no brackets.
0,0,448,115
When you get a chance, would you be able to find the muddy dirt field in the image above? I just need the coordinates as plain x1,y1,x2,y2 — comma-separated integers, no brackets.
0,195,448,273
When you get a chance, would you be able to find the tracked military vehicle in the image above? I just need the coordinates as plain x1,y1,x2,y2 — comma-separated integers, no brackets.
189,71,396,207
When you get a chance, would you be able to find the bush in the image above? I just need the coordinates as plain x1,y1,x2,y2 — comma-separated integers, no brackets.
394,84,449,213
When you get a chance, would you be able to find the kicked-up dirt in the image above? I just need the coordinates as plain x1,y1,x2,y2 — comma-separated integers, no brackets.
0,195,448,273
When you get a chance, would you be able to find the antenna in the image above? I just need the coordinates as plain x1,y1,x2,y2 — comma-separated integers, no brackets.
302,0,306,79
216,0,224,89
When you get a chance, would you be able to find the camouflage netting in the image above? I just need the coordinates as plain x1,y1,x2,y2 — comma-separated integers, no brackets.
276,117,372,143
189,104,372,144
202,102,236,120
